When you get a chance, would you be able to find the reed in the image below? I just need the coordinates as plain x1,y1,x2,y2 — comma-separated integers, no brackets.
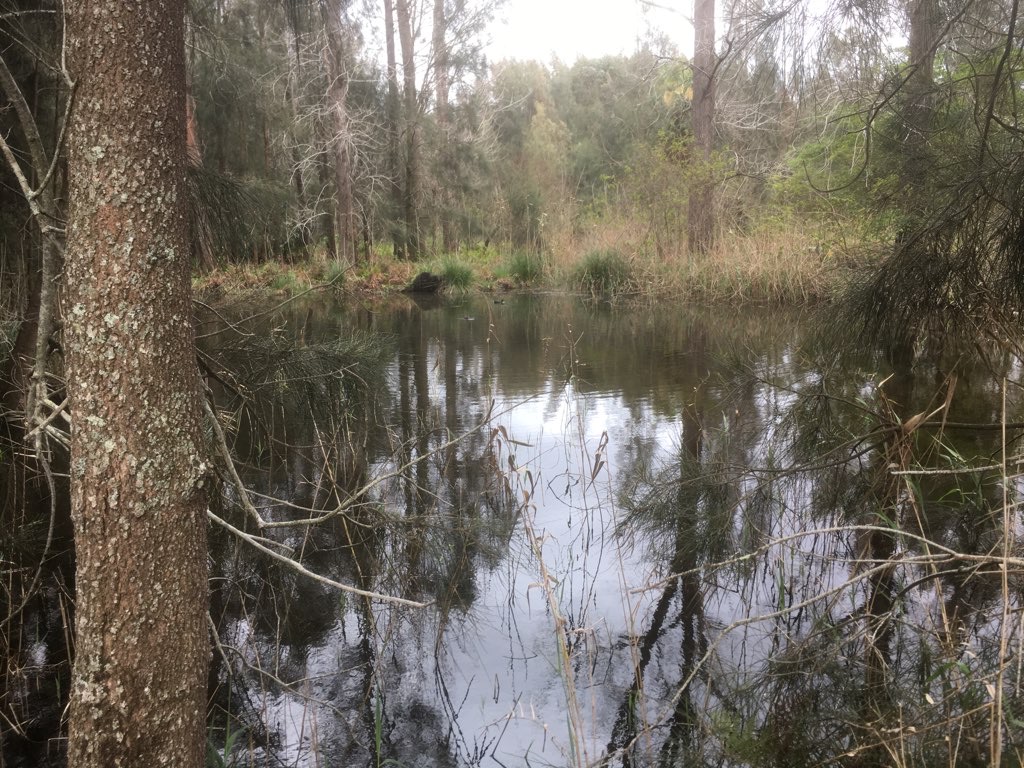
438,257,474,292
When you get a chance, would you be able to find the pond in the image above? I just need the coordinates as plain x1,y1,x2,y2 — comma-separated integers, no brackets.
199,293,1022,768
4,292,1021,767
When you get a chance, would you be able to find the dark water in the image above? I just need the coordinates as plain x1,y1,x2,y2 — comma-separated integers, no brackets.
198,293,1023,768
5,293,1022,767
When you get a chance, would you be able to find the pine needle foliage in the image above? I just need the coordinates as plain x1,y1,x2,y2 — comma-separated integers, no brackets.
187,165,295,269
836,58,1024,355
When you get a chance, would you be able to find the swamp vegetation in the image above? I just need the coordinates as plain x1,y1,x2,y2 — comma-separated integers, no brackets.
6,295,1024,766
2,0,1024,766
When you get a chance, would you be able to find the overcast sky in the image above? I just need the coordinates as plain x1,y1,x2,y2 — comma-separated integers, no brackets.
484,0,691,63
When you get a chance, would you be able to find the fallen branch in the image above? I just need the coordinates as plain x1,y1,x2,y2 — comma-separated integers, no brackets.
207,508,431,608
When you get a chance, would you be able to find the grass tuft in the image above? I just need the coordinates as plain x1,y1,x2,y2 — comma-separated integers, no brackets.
572,248,633,297
439,258,473,292
506,251,544,284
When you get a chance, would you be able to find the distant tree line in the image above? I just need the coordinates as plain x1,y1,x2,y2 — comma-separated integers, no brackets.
1,0,1021,284
0,0,1022,765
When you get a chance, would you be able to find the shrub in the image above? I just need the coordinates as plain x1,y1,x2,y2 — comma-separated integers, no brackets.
440,258,473,292
324,260,348,285
572,248,632,296
507,251,544,284
270,270,299,292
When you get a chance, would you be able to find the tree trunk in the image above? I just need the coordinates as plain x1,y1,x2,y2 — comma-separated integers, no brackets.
688,0,716,256
433,0,455,253
901,0,940,218
396,0,421,259
324,0,355,264
65,2,210,766
318,125,339,258
284,15,312,253
0,43,65,428
384,0,406,258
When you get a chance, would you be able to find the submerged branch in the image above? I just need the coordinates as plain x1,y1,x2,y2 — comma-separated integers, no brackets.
203,394,267,529
256,413,494,528
207,509,431,608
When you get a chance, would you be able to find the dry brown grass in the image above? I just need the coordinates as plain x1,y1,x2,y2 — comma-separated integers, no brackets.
192,251,419,303
193,215,862,306
549,214,851,303
677,227,838,303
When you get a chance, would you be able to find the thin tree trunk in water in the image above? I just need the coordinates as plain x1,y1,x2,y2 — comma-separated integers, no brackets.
688,0,716,256
659,333,707,764
396,0,421,259
324,0,355,264
383,0,406,257
65,2,210,765
855,351,912,766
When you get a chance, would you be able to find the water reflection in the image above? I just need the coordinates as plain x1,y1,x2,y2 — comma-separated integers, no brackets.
5,294,1021,767
198,294,1024,767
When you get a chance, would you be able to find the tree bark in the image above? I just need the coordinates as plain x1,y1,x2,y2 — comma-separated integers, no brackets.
688,0,716,256
433,0,456,252
383,0,406,257
65,2,210,766
323,0,355,264
901,0,940,216
396,0,421,259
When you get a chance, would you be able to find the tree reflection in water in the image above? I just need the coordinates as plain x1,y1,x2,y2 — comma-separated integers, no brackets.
3,295,1022,767
197,295,1024,767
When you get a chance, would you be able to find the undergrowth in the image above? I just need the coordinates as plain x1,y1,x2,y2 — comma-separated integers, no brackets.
572,248,633,297
192,218,864,305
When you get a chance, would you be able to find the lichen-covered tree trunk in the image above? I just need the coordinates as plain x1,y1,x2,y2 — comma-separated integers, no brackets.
65,2,210,766
688,0,716,256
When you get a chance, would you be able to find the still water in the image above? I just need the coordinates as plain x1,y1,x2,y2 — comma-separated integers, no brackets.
195,292,1024,768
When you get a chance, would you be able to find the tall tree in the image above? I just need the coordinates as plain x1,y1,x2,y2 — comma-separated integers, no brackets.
396,0,422,258
323,0,356,263
383,0,406,257
433,0,455,251
688,0,717,254
65,1,210,765
284,1,311,243
900,0,941,227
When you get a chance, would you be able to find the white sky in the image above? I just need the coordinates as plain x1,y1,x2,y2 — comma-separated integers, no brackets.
484,0,692,63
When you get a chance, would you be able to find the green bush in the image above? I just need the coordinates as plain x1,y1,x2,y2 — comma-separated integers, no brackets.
324,260,348,285
268,266,300,292
440,258,473,292
573,248,632,296
507,251,544,283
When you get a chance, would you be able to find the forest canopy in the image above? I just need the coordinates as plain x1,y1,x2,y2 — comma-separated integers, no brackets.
0,0,1020,329
1,1,1024,766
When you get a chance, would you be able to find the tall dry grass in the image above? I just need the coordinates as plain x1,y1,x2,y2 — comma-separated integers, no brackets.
549,214,848,303
192,212,862,306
